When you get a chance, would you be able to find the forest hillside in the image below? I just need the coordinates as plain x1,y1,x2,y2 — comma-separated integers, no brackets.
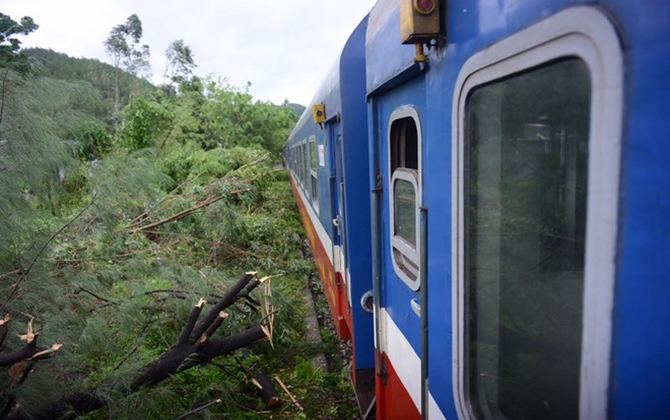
0,12,355,420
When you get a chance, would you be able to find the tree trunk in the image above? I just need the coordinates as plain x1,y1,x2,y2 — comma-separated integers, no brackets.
113,65,120,138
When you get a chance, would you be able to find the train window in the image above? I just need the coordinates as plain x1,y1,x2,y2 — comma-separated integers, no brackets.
302,142,309,195
388,107,422,290
309,136,319,212
297,145,303,184
453,9,622,420
465,58,590,420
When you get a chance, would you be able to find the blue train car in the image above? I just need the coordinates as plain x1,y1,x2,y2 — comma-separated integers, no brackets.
286,1,670,419
284,16,377,412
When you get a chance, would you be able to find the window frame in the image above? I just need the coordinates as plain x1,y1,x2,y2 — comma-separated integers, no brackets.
451,7,623,420
309,135,319,213
388,106,422,291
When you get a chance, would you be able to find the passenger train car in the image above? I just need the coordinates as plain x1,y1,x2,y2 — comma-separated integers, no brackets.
284,0,670,419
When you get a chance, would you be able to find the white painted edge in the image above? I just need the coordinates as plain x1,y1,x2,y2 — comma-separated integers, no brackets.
291,171,334,265
380,308,447,419
381,308,422,411
451,6,622,420
429,393,447,420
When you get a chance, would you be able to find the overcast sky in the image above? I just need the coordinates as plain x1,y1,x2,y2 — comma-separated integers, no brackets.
3,0,377,105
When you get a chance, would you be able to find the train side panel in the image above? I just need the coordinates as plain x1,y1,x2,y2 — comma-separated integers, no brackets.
365,0,670,419
285,16,376,414
288,0,670,419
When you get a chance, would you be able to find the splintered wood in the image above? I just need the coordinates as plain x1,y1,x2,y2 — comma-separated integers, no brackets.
275,375,304,412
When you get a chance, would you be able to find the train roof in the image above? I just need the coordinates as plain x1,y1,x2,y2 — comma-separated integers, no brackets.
288,16,369,142
366,0,417,96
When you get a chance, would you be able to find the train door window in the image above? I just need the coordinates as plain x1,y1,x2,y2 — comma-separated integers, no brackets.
388,107,422,290
309,136,319,212
453,8,622,420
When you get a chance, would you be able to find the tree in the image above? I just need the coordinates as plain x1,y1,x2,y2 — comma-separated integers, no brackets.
0,13,38,73
120,95,172,151
164,39,196,87
104,14,151,136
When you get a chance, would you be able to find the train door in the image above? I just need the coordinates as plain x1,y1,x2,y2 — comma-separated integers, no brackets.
450,8,622,420
335,133,351,313
372,76,426,419
328,122,351,338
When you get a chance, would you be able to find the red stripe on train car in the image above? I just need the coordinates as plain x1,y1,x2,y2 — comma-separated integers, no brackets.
376,351,420,420
289,177,351,340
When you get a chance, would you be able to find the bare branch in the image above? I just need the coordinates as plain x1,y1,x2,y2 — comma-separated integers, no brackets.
77,287,112,303
178,299,206,346
129,189,249,234
190,272,256,342
173,399,221,420
275,375,304,412
199,311,228,342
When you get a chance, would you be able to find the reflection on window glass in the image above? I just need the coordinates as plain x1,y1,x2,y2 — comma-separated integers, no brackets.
302,144,309,188
395,179,416,247
311,174,319,208
466,58,590,420
310,140,317,170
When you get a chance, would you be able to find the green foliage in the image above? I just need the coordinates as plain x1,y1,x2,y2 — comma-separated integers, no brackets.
120,96,172,151
75,120,113,160
196,79,297,154
160,77,296,154
24,47,156,127
164,39,196,86
0,24,349,418
0,12,38,72
104,14,150,79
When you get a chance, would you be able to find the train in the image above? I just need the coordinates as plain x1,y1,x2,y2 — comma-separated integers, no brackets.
283,1,670,419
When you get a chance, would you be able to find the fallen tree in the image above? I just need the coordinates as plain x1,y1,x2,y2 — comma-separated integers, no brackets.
2,272,273,420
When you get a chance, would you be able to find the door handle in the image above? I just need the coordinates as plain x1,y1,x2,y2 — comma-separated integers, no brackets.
410,298,421,317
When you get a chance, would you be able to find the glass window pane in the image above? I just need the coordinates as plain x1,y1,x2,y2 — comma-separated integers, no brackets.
391,118,418,171
310,141,317,170
311,174,319,206
466,58,590,420
302,144,309,186
395,179,416,247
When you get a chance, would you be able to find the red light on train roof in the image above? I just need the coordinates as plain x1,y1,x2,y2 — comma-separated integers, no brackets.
414,0,437,15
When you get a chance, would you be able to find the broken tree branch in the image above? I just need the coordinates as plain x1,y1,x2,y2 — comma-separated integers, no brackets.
0,313,9,348
275,375,304,412
7,325,269,420
173,399,221,420
4,269,273,420
0,336,60,367
179,299,206,346
237,347,280,408
189,272,257,342
129,189,249,234
200,311,228,342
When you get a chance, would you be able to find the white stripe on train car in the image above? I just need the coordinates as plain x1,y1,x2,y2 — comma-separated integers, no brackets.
291,172,334,264
429,394,447,420
381,308,446,419
380,308,421,408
